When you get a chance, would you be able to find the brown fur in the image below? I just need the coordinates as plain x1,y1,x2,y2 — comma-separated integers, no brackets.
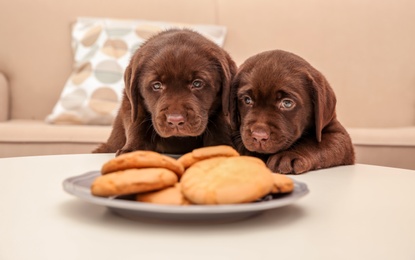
94,29,236,155
229,50,355,174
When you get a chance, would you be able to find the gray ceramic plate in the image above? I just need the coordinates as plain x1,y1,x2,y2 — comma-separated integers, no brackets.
63,171,309,222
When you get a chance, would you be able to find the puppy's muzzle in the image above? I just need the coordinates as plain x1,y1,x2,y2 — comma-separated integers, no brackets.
167,114,185,128
250,124,270,144
252,129,269,143
246,124,273,152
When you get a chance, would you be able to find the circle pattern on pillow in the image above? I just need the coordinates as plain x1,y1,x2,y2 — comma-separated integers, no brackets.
61,88,87,110
106,27,132,38
135,24,163,40
46,17,227,125
81,25,102,47
71,62,92,85
94,60,123,84
102,39,128,58
89,87,119,114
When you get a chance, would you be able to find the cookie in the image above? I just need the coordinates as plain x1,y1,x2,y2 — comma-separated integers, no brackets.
180,156,273,204
91,168,178,197
101,150,184,176
270,173,294,194
136,183,191,205
178,145,240,169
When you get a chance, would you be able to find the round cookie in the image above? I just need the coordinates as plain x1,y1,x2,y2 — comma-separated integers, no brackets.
178,145,240,169
270,173,294,194
91,168,178,197
136,183,191,205
180,156,273,205
101,150,184,176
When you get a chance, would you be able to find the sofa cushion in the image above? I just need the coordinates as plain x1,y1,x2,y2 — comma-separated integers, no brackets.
347,127,415,170
0,120,112,158
0,120,111,143
347,127,415,146
45,17,227,126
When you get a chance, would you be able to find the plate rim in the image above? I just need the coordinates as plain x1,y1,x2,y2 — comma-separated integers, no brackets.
63,171,309,216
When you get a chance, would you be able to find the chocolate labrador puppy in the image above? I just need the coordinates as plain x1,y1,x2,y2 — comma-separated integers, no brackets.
94,29,236,155
229,50,355,174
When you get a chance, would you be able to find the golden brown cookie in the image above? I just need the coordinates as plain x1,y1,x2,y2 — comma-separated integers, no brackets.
177,145,240,169
101,150,184,176
270,173,294,194
135,183,191,205
180,156,273,204
91,168,178,197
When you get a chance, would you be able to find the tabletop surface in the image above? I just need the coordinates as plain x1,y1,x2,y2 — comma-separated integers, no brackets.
1,153,415,260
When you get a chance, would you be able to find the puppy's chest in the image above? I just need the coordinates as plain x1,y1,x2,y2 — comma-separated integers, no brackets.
153,136,204,155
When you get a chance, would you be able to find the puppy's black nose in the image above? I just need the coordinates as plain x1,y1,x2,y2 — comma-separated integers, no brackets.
167,114,185,127
252,130,269,142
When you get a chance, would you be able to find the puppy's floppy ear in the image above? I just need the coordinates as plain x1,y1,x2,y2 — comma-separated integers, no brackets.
228,72,241,131
123,58,144,122
307,68,337,142
218,52,237,120
123,64,135,119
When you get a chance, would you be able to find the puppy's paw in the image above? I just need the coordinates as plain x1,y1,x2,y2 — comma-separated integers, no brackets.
115,149,134,156
92,144,107,153
267,151,312,174
92,143,116,153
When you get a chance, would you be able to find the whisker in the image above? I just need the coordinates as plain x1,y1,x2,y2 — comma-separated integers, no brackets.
231,131,245,151
151,129,158,144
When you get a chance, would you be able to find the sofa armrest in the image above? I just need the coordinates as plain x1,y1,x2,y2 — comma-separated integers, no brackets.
0,73,9,121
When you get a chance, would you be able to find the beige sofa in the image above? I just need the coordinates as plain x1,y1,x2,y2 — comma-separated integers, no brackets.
1,0,414,170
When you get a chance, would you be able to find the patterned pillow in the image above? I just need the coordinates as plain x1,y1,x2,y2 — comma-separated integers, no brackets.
46,17,227,125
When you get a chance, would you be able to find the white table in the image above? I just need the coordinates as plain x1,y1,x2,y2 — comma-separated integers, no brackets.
1,154,415,260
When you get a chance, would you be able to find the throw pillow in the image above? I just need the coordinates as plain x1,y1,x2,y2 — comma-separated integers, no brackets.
46,17,227,125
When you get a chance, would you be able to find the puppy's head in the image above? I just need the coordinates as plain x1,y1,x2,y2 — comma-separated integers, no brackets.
124,29,235,138
230,50,336,154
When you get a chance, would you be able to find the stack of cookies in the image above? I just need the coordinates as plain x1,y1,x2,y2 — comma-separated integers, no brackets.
91,145,294,205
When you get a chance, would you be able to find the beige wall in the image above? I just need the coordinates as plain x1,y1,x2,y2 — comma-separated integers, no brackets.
218,0,415,128
1,0,414,128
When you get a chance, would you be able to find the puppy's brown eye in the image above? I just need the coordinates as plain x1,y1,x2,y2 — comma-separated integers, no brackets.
280,99,295,110
152,82,162,91
192,79,204,89
244,96,253,105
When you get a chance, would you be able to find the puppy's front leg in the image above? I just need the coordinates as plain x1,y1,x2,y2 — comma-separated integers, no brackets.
117,129,142,155
92,112,126,153
116,114,150,156
267,120,355,174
